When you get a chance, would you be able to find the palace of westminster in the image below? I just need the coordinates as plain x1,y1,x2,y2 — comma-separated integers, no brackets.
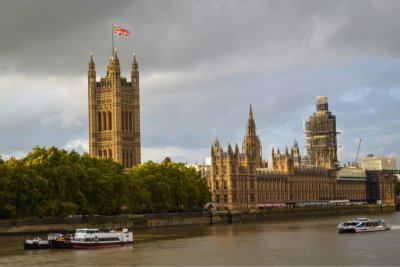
87,52,397,212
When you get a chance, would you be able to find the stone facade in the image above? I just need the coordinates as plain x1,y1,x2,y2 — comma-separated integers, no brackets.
88,51,141,168
209,98,395,211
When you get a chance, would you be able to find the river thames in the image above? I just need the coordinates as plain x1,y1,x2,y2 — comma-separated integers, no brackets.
1,212,400,266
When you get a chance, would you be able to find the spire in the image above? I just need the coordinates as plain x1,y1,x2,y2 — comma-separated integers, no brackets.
246,104,256,136
107,49,120,76
88,51,95,69
133,51,138,67
234,143,239,156
227,143,233,155
112,48,120,65
132,51,139,75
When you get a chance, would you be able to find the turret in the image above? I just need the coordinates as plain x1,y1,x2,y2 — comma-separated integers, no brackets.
246,104,256,137
107,49,121,78
227,143,233,157
88,52,96,80
132,51,138,71
233,143,239,163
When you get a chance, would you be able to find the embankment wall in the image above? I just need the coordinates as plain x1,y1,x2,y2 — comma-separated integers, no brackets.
0,204,395,234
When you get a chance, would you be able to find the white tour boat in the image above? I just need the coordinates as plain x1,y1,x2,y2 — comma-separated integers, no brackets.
337,217,390,233
70,228,134,248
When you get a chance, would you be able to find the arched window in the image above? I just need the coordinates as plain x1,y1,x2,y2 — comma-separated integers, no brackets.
107,111,112,130
98,150,102,157
127,149,131,168
108,149,112,159
122,150,126,167
125,150,128,168
103,149,107,158
97,112,102,131
122,111,125,130
125,112,129,132
102,111,107,131
130,150,134,168
129,112,132,131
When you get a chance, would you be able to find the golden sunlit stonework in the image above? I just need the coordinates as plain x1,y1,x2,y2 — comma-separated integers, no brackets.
209,97,396,211
88,51,141,168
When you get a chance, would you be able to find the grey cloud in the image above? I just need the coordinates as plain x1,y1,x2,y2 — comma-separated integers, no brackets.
1,0,400,164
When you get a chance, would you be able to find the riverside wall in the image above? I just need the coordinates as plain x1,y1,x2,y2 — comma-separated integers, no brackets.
0,204,395,235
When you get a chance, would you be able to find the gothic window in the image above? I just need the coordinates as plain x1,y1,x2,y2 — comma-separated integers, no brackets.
103,149,107,158
224,194,228,203
107,111,112,130
129,112,133,131
130,150,134,168
122,111,125,130
98,150,102,157
108,149,112,159
124,150,127,168
97,112,102,131
127,150,131,168
125,112,129,132
102,111,107,131
122,150,125,167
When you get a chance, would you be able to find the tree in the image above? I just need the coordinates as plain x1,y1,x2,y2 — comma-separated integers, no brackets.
126,160,211,213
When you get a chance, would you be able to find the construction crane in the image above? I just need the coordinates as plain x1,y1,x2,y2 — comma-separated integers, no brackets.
355,139,362,165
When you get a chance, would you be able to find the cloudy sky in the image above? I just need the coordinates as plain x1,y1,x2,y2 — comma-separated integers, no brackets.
1,0,400,166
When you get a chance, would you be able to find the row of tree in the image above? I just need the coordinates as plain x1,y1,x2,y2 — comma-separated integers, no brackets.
0,147,211,219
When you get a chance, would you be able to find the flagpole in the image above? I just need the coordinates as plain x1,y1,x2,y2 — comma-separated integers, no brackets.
111,20,115,56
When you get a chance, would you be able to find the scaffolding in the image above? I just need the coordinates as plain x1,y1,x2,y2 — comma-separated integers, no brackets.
304,96,338,169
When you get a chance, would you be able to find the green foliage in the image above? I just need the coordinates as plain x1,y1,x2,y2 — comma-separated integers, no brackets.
126,160,211,213
0,147,211,219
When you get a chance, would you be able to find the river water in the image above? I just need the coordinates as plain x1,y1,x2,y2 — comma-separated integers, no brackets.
1,212,400,266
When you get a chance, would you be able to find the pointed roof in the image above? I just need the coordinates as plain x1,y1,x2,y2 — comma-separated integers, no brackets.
111,49,120,64
88,51,95,69
107,49,120,75
132,51,138,70
246,104,256,136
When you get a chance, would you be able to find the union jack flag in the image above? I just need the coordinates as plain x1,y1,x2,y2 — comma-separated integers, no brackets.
113,25,130,36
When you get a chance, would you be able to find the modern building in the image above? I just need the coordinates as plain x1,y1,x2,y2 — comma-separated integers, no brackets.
88,50,141,168
361,155,398,205
208,97,397,211
360,154,398,171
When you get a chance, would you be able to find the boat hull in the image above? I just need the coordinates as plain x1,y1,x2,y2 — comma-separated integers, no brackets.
23,241,50,249
355,226,390,233
49,239,73,249
70,240,134,249
338,228,356,233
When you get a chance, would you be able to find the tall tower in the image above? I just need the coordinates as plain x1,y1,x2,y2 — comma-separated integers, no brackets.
305,96,337,169
242,105,263,168
88,51,141,168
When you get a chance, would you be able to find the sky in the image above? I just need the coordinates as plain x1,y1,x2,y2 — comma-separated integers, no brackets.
1,0,400,166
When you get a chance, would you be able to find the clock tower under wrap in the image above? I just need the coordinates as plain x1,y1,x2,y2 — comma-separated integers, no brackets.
88,51,141,168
